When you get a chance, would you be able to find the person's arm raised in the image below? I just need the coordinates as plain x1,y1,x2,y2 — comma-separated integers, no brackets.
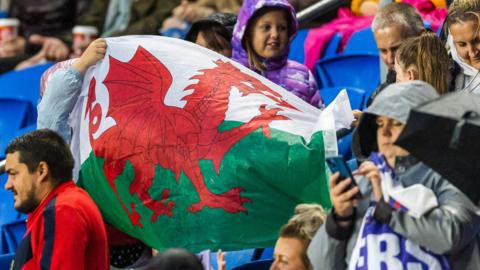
73,38,107,75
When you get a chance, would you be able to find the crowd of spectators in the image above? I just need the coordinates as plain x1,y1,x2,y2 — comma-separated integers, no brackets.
2,0,480,269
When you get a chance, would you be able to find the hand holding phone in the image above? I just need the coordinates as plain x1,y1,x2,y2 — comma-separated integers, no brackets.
326,156,361,199
326,156,361,223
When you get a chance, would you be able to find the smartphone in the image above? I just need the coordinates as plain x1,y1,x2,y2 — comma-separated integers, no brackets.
326,156,360,197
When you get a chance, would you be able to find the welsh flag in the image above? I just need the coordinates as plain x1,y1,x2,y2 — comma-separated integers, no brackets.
69,36,353,251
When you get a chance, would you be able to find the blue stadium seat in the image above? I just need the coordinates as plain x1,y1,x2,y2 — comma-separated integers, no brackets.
288,29,309,63
161,27,190,39
209,248,256,270
0,99,35,159
319,86,366,110
251,247,274,261
344,28,378,54
0,174,22,231
323,32,342,58
231,259,273,270
338,132,353,161
258,247,273,260
0,63,52,159
436,21,444,37
224,249,256,269
315,53,380,96
1,219,26,254
0,63,53,108
0,253,14,269
14,124,37,138
424,20,432,31
0,99,31,130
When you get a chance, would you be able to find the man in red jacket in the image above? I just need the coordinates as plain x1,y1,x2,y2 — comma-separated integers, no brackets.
3,129,108,270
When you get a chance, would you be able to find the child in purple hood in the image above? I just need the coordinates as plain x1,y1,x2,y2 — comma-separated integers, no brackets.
232,0,322,107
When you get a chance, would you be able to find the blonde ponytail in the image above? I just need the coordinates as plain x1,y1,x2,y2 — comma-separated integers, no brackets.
396,32,449,94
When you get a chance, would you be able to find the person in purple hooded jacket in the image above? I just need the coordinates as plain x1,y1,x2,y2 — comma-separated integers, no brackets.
231,0,323,107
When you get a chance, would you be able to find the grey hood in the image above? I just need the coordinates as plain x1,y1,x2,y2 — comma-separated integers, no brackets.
352,80,440,160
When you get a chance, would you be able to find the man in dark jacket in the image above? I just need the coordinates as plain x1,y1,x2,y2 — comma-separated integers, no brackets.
367,2,425,105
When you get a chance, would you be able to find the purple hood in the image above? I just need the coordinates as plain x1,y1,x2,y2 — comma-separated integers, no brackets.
231,0,321,107
231,0,298,70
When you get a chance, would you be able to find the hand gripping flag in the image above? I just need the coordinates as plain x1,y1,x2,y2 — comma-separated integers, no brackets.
68,36,352,251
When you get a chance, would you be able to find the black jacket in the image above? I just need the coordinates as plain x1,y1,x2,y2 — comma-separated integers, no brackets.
366,69,396,107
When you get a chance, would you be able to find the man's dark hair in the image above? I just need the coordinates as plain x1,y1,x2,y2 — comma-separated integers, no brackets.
5,129,74,182
146,248,203,270
192,23,232,52
185,12,237,53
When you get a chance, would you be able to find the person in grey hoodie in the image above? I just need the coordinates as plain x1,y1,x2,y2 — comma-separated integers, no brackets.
307,80,480,269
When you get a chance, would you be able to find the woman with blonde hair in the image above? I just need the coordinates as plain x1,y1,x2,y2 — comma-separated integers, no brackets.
286,203,327,240
445,0,480,94
217,204,326,270
269,204,326,270
394,32,450,94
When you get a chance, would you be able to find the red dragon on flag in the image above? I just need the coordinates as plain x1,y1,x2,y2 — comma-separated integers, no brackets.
84,46,300,227
66,36,342,251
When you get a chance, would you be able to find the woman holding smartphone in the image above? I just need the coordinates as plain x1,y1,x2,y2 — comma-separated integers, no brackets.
307,81,480,269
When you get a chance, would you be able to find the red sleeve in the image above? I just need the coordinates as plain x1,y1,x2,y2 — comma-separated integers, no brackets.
39,204,88,270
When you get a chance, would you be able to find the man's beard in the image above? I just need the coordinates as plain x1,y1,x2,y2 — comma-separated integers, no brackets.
16,185,39,214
